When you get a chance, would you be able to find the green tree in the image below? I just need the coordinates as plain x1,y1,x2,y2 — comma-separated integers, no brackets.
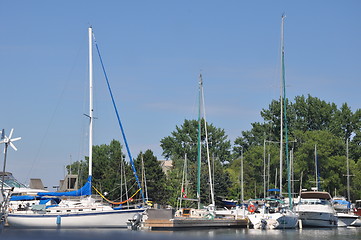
67,140,137,202
232,94,361,201
161,119,233,206
293,95,337,132
134,150,169,205
293,130,346,193
331,103,360,142
160,119,232,164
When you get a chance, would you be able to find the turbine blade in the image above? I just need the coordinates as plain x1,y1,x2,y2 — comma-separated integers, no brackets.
9,129,14,139
11,137,21,142
9,142,17,151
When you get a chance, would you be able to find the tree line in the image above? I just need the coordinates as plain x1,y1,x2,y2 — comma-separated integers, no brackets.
67,94,361,206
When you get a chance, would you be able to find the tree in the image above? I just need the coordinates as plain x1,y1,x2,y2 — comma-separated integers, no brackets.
134,150,169,205
160,119,232,164
160,119,233,206
331,103,359,142
293,130,346,193
293,95,337,132
232,94,361,201
67,140,136,201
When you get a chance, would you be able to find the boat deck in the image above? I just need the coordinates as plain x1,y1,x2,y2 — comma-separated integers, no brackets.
141,209,249,230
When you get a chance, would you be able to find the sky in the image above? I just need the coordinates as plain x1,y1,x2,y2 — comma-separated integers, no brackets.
0,1,360,189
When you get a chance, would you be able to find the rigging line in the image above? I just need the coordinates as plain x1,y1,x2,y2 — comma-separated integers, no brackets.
94,181,137,202
92,185,141,205
26,35,86,185
92,35,145,203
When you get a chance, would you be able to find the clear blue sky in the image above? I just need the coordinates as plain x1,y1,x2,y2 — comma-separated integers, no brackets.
1,1,360,189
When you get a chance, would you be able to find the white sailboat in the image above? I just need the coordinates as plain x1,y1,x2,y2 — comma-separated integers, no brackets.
168,75,247,228
6,27,146,228
175,74,216,218
334,140,359,227
247,15,298,229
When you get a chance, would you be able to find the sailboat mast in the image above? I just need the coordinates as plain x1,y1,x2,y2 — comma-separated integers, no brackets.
201,75,215,207
88,26,93,178
346,139,350,201
279,16,284,195
197,74,202,209
314,144,318,190
281,15,292,208
241,149,244,202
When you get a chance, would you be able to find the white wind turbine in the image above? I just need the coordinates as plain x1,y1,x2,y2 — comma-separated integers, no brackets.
0,129,21,198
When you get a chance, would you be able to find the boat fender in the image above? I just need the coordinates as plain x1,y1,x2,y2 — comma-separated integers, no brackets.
261,219,267,229
205,213,215,220
248,205,256,213
56,215,61,225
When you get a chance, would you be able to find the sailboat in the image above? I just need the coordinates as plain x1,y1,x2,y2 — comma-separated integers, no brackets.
6,27,146,228
175,74,216,218
333,140,359,227
144,75,247,229
247,15,298,229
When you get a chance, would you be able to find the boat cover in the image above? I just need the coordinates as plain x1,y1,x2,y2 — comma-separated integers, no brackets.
37,176,92,197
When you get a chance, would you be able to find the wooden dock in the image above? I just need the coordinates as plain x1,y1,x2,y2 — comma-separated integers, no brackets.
142,209,249,230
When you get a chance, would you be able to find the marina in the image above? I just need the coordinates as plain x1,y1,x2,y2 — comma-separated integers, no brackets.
0,1,361,239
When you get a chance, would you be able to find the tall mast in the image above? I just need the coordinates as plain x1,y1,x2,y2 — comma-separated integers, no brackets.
281,14,292,208
196,74,202,209
201,75,215,207
314,144,318,190
263,139,266,198
346,139,350,201
240,149,244,202
88,26,93,178
279,15,285,195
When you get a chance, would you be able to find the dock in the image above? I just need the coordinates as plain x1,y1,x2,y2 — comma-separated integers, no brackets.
142,209,249,230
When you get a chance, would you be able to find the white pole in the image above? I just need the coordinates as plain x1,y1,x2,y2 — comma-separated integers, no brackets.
201,75,215,207
267,153,270,191
88,27,93,177
346,139,350,201
241,149,244,202
314,144,318,190
279,15,285,195
263,139,266,198
275,168,278,189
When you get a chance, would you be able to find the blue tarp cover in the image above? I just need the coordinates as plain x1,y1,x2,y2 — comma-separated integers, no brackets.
268,188,280,192
10,195,37,201
333,199,351,208
10,195,61,204
37,176,92,197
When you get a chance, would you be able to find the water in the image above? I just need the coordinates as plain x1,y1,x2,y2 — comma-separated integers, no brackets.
1,227,360,240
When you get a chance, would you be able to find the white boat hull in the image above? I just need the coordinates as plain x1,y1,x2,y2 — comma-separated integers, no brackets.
336,213,359,227
351,218,361,227
248,211,298,229
298,211,338,228
7,208,144,228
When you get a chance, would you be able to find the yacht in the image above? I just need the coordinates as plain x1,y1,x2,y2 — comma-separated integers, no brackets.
295,191,337,227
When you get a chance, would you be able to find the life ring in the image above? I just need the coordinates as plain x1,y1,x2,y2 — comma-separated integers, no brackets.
248,204,256,213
